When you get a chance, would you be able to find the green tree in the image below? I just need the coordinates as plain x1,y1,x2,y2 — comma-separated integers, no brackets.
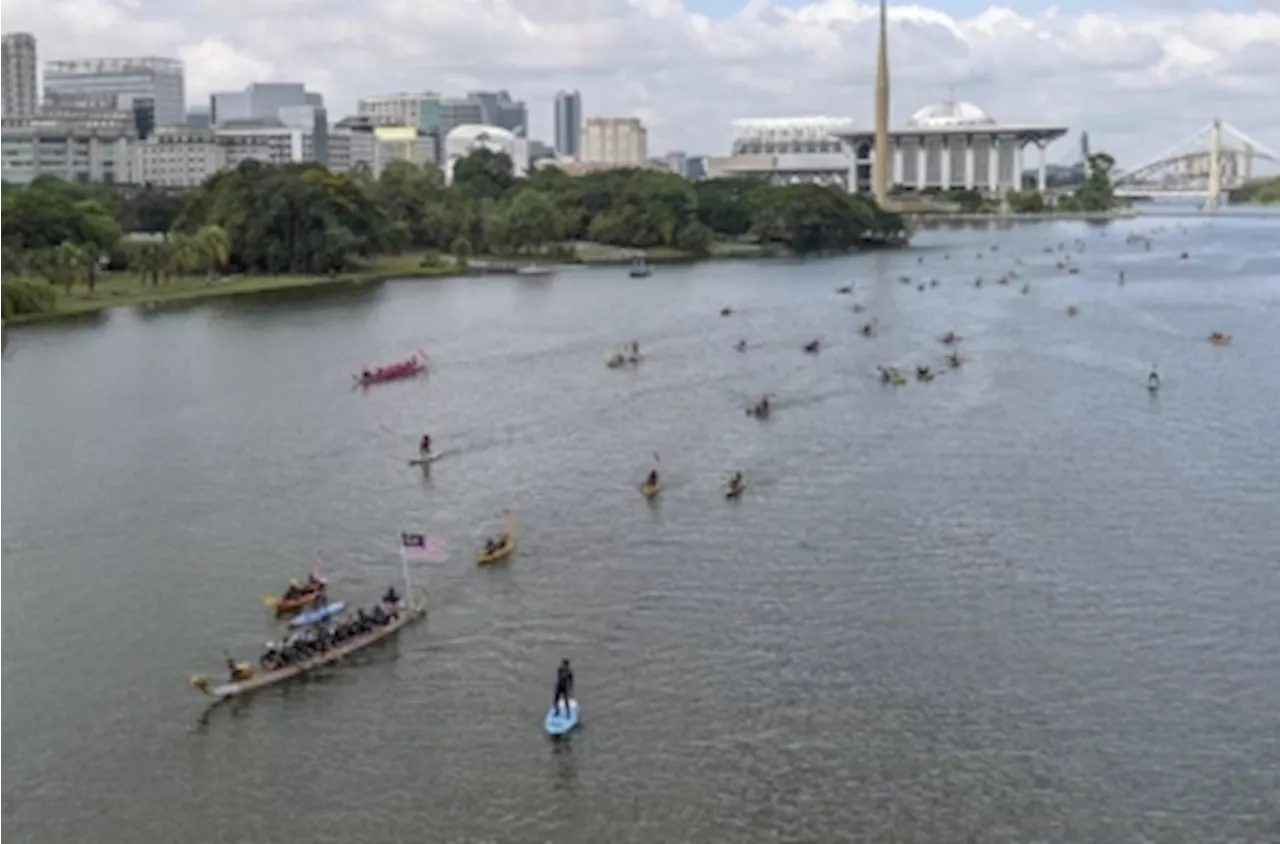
750,184,868,254
694,178,766,237
451,149,514,202
1005,189,1046,213
497,189,562,253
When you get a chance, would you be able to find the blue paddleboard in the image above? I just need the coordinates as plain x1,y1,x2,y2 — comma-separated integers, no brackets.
288,600,346,628
544,699,581,736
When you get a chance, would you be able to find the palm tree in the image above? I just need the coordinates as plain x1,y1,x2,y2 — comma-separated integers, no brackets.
195,225,231,278
167,233,205,279
51,241,88,294
128,241,170,286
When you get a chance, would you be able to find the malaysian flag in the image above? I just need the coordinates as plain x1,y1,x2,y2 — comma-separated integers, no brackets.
400,532,449,562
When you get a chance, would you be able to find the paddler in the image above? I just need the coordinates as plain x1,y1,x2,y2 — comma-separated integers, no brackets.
553,659,574,716
646,468,659,487
1148,365,1160,389
729,471,744,490
420,434,432,455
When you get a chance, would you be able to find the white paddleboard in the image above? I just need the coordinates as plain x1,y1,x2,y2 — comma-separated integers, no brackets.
544,699,581,736
408,451,445,467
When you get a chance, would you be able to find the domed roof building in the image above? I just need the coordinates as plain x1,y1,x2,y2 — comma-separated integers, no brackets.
705,99,1066,196
443,123,529,183
831,97,1068,197
907,100,997,130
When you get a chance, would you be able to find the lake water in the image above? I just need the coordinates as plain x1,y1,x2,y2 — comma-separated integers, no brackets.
4,213,1279,843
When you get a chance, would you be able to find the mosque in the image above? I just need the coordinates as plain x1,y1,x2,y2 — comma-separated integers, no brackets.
835,98,1068,195
705,98,1067,196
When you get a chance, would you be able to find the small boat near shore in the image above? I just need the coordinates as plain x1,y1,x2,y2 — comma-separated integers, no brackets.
191,594,428,702
516,264,555,277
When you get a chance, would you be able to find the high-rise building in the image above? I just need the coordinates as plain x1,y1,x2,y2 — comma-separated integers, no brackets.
467,90,526,137
2,32,38,118
209,82,322,127
582,117,648,166
554,90,581,157
43,57,185,127
209,82,328,164
665,150,688,178
439,96,485,138
357,92,442,132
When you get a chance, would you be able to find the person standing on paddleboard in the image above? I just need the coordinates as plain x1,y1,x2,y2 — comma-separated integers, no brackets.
553,659,574,716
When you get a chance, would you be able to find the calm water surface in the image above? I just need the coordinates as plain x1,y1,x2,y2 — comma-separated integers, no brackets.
4,214,1280,843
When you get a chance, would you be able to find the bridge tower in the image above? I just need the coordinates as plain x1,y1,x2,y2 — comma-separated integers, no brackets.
1205,119,1222,211
1110,120,1279,202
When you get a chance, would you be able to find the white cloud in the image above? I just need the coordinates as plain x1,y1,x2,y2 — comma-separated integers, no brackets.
3,0,1278,167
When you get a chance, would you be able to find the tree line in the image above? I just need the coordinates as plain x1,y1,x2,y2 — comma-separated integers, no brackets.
1,152,907,318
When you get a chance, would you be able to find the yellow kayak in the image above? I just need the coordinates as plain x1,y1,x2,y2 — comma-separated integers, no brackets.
476,516,518,565
640,481,661,499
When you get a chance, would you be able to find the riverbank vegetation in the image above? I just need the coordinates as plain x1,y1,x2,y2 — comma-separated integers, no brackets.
1228,175,1280,205
891,151,1121,216
2,153,906,321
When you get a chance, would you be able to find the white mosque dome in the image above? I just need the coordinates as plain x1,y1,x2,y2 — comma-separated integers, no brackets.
907,101,996,129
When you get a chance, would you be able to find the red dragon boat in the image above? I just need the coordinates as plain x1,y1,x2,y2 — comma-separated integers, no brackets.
355,353,428,387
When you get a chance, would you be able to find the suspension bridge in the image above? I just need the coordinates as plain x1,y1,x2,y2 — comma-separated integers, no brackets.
1109,120,1279,207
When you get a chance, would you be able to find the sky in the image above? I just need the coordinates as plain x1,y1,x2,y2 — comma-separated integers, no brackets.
3,0,1279,168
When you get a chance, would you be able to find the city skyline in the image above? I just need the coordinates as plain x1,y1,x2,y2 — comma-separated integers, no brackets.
2,0,1278,167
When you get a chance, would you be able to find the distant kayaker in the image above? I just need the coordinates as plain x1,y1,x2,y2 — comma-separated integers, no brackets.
420,434,432,454
1148,366,1160,389
646,469,659,487
553,659,575,716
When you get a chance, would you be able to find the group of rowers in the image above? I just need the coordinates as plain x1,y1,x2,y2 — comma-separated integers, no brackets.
248,587,405,675
360,357,421,383
280,572,325,603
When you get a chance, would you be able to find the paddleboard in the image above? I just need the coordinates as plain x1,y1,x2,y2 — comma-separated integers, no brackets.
544,699,581,736
408,451,445,467
288,600,346,628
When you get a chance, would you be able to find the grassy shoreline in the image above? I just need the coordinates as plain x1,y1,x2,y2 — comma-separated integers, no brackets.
3,243,781,325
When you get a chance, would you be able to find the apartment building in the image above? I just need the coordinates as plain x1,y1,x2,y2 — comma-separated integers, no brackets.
2,32,38,118
133,127,225,188
582,117,648,166
1,119,136,185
